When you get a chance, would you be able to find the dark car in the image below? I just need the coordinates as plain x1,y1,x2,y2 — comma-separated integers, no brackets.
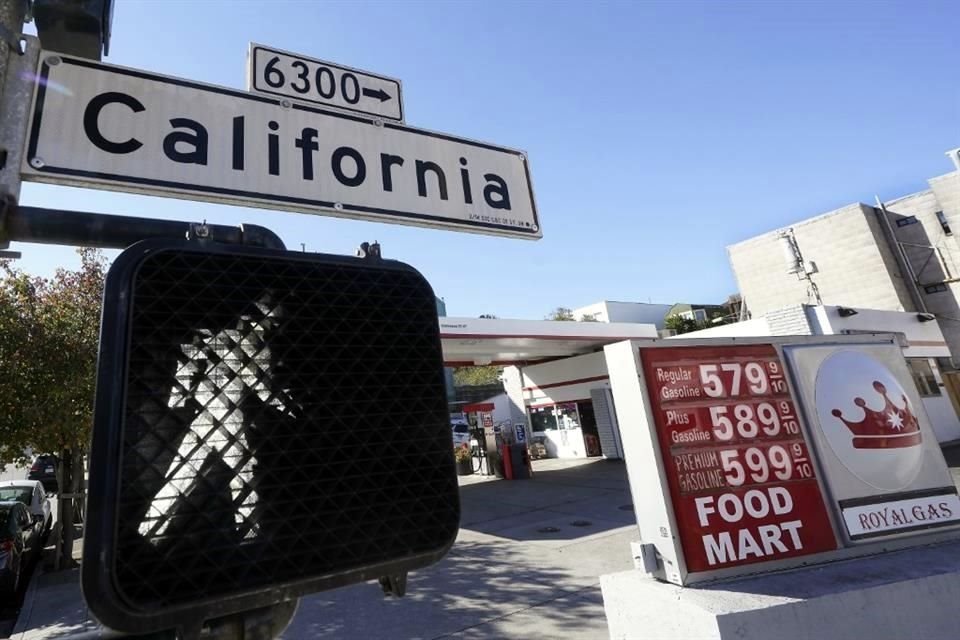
0,501,42,599
27,454,59,494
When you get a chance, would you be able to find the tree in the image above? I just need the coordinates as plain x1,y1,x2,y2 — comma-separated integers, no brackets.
0,248,106,567
453,365,503,387
546,307,575,321
664,314,704,335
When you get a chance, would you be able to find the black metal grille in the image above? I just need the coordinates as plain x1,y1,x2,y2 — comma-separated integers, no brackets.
91,244,459,614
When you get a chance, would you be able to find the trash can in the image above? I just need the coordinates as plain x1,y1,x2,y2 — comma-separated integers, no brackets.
499,443,531,480
509,443,531,479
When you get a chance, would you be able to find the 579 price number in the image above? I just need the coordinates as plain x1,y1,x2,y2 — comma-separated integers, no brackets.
699,361,787,397
720,443,814,487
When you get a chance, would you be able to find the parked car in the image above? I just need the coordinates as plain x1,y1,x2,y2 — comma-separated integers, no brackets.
0,501,42,599
0,481,52,537
451,422,471,448
27,454,58,494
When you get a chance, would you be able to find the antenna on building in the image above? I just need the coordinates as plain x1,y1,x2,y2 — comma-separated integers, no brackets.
946,148,960,172
776,228,823,305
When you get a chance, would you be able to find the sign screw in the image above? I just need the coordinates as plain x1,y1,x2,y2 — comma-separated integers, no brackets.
280,99,292,109
532,224,539,232
29,157,45,169
47,56,61,66
372,119,384,128
334,202,344,210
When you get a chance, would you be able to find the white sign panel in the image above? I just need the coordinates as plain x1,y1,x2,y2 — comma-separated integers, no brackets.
248,43,404,123
23,54,541,240
841,492,960,539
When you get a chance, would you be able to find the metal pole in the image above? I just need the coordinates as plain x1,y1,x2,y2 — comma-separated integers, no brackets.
0,0,30,205
5,205,287,250
874,197,929,313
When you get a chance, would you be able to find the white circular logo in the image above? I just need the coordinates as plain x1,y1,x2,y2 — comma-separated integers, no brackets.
814,350,923,491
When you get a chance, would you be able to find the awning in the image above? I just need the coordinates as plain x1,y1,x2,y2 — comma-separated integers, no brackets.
440,317,657,366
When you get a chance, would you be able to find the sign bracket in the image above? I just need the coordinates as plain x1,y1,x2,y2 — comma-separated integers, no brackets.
1,203,287,250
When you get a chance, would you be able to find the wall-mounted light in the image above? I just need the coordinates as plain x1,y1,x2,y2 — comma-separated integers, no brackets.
837,307,859,317
917,313,936,322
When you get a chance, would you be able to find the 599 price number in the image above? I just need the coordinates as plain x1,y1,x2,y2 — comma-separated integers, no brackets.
719,443,814,487
699,361,787,398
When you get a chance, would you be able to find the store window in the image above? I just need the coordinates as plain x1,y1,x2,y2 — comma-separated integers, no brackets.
555,403,581,430
528,403,586,432
529,405,559,431
907,358,941,397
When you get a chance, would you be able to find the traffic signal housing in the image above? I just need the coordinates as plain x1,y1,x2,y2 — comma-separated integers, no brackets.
84,240,459,634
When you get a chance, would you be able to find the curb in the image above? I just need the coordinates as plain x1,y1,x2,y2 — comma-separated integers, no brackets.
10,561,42,640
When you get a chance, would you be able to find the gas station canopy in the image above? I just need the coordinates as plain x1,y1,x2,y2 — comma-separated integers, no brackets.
439,317,658,366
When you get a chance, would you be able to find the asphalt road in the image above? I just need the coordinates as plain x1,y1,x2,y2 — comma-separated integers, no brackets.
0,467,56,638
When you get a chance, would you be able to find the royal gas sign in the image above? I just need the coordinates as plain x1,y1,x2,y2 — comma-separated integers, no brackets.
605,335,960,586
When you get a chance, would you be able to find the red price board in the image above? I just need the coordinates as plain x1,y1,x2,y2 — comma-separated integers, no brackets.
641,344,837,573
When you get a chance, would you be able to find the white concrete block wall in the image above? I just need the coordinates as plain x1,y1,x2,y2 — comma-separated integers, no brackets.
572,301,673,328
765,304,812,335
668,317,771,338
930,172,960,220
728,204,913,318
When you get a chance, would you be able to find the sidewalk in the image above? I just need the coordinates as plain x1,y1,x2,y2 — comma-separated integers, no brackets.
11,535,95,640
10,458,637,639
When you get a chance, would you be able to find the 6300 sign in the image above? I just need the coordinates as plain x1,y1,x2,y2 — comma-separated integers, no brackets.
248,43,404,122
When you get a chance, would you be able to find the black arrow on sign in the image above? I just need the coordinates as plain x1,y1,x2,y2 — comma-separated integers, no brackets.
362,87,392,102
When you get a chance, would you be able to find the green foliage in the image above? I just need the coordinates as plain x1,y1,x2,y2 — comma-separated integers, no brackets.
579,313,599,322
453,445,472,462
664,314,705,335
0,249,106,465
453,365,503,387
546,307,575,321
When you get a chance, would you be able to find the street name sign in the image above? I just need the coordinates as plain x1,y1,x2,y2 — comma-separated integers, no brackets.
22,53,541,239
248,43,404,123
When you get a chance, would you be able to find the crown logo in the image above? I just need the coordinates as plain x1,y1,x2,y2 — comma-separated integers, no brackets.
831,381,921,449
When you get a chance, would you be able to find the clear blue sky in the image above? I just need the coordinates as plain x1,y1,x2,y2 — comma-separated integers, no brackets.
13,0,960,319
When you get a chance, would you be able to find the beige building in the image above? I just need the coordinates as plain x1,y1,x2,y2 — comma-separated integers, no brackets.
728,148,960,363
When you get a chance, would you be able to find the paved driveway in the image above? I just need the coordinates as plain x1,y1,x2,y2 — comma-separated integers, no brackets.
281,458,637,639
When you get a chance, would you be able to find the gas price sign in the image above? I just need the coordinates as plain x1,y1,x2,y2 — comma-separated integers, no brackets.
640,344,838,573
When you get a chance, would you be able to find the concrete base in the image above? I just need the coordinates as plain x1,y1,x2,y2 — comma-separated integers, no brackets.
601,539,960,640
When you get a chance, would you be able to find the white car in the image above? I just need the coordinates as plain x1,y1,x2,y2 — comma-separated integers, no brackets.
451,422,472,448
0,480,52,536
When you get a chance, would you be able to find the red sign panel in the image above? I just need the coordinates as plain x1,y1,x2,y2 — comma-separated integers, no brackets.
641,344,837,573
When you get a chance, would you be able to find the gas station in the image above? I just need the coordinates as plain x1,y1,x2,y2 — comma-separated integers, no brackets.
439,311,960,638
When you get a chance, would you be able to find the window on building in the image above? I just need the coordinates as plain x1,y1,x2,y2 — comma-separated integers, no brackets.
895,216,918,227
907,358,941,397
936,356,955,373
924,283,948,294
693,309,707,322
937,211,952,235
528,403,583,432
529,406,558,431
555,403,581,430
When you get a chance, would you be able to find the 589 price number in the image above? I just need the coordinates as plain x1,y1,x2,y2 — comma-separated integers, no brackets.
709,401,800,441
699,361,787,397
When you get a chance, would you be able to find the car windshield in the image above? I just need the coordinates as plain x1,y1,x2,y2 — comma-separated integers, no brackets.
0,488,31,504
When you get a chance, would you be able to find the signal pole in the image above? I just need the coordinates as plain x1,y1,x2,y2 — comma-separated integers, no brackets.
0,0,29,204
